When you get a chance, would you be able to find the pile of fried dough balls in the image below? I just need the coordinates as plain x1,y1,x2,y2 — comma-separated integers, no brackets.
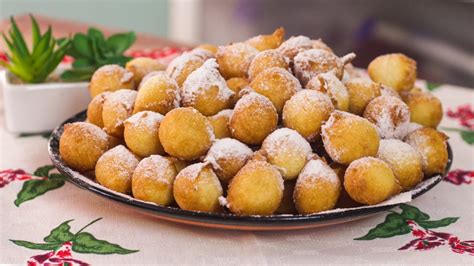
59,27,448,216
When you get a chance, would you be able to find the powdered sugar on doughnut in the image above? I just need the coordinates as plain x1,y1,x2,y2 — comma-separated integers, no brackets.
125,111,163,131
135,155,175,185
248,49,290,79
308,72,349,110
176,162,207,181
204,138,253,171
95,64,133,84
262,128,312,159
297,159,339,184
165,51,204,80
211,109,233,119
293,49,341,85
377,139,422,166
139,72,181,108
189,48,215,61
105,89,137,112
181,59,234,105
364,96,410,139
217,42,258,71
97,145,139,181
66,122,109,142
234,90,277,114
277,35,313,59
251,67,302,93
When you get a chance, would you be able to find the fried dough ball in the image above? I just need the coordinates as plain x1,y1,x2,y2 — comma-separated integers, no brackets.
196,44,218,55
229,91,278,145
322,111,380,165
344,157,401,205
132,155,177,205
368,53,417,93
125,57,165,85
311,38,333,52
166,52,204,87
226,77,249,94
124,111,165,157
87,92,110,128
133,72,180,115
159,107,214,160
405,127,448,176
344,78,382,115
249,67,301,113
306,72,350,111
181,59,234,116
282,90,334,141
59,122,109,172
107,134,123,148
226,159,284,215
102,89,137,138
363,96,410,139
277,35,313,61
208,109,232,139
204,138,253,184
216,42,258,79
276,181,297,214
293,49,355,85
342,63,361,82
380,85,401,99
405,89,443,128
95,145,139,194
89,65,135,98
245,27,285,51
189,47,215,61
173,162,223,212
248,49,289,80
377,139,423,191
294,159,341,214
261,128,312,180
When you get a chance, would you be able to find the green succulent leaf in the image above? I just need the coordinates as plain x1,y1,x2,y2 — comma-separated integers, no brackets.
44,220,75,243
399,204,430,221
61,67,94,82
417,217,459,229
72,232,138,255
9,17,30,56
30,15,41,46
14,174,65,206
72,58,93,68
104,55,131,66
354,213,411,240
10,240,59,251
106,32,136,55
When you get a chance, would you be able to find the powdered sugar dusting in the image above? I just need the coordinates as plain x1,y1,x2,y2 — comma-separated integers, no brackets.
248,49,290,79
176,162,207,181
204,138,253,171
377,139,422,166
298,159,339,184
262,128,312,158
97,145,139,181
125,111,163,131
165,52,204,81
277,35,313,59
293,49,341,85
217,42,258,72
310,72,349,110
181,59,234,105
135,155,174,185
67,122,109,142
234,90,277,113
105,89,137,112
190,48,215,61
364,96,410,139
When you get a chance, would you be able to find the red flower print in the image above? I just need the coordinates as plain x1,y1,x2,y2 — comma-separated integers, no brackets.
0,169,33,188
399,221,474,255
447,104,474,130
444,170,474,185
0,51,8,62
27,242,89,266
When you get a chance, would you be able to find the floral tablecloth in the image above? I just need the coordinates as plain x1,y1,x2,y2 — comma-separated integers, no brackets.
0,81,473,265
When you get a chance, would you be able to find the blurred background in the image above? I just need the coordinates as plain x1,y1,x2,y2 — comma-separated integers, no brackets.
1,0,473,87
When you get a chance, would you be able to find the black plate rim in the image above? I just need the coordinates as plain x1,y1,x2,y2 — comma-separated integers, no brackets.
48,110,453,228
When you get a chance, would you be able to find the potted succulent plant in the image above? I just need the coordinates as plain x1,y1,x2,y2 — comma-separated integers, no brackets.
0,15,136,134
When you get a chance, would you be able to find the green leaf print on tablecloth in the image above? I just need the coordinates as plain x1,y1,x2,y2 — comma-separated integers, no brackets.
14,166,65,206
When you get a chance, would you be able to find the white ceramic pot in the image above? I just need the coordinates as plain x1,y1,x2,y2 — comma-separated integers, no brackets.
1,70,90,134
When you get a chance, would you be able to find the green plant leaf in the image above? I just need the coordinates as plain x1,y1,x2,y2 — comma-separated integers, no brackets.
87,28,105,43
426,82,441,91
73,33,93,58
9,17,30,56
43,220,75,243
33,165,55,177
106,32,136,55
460,130,474,145
399,204,430,221
104,55,131,66
72,232,138,254
72,58,93,68
417,217,459,229
31,26,51,59
354,213,411,240
30,15,41,47
10,240,58,251
14,174,65,206
61,67,94,82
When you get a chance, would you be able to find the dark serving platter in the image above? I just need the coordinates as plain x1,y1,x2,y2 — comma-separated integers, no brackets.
49,110,452,230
